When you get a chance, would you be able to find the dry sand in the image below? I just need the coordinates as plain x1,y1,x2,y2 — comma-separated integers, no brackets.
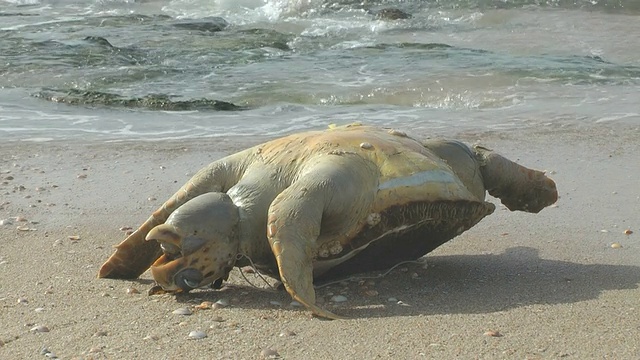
1,125,639,359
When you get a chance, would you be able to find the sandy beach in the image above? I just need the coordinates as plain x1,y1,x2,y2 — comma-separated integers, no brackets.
1,124,639,359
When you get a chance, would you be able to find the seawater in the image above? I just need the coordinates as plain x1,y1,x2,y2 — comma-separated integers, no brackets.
1,0,639,141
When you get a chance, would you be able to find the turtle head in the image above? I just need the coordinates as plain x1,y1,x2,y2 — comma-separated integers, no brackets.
146,192,240,292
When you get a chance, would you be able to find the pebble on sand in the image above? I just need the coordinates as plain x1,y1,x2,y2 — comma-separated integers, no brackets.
260,348,280,359
30,325,49,333
624,229,633,235
330,295,348,303
611,242,623,249
188,330,207,340
279,330,296,337
126,287,140,294
484,330,502,337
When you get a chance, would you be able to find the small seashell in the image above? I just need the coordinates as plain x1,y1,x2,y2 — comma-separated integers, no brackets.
188,330,207,340
77,174,87,179
126,287,140,295
364,289,379,297
16,226,30,231
611,242,623,249
624,229,633,235
387,129,407,137
194,301,213,310
68,235,80,241
44,352,57,358
15,216,27,222
148,285,168,295
215,299,229,307
359,142,373,150
260,348,280,359
93,330,108,337
18,297,28,304
30,325,49,333
397,300,410,306
484,330,502,337
600,229,609,233
119,226,132,231
330,295,348,303
143,334,159,341
172,307,192,315
148,197,156,201
34,307,45,312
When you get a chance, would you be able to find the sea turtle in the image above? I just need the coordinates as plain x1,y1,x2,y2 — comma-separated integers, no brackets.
98,124,557,319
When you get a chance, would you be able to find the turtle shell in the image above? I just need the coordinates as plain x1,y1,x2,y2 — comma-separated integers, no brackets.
256,125,496,280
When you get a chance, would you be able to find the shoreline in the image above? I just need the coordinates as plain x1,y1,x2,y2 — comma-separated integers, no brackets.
1,124,639,358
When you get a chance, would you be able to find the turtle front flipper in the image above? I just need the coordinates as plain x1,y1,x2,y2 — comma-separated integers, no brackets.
98,226,163,279
267,184,343,320
98,158,245,279
267,155,377,320
474,146,558,213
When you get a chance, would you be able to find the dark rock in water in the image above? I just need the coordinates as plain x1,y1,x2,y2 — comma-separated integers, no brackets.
0,12,38,16
33,89,246,111
238,28,292,51
83,36,114,48
370,8,412,20
172,17,229,33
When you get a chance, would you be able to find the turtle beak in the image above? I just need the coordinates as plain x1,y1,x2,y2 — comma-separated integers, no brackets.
150,255,189,291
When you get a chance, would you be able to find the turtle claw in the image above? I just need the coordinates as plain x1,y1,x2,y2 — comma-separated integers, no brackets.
281,272,345,320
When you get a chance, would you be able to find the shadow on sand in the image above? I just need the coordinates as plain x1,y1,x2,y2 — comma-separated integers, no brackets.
167,246,640,319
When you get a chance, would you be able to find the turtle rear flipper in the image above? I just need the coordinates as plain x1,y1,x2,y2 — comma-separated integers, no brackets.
474,146,557,213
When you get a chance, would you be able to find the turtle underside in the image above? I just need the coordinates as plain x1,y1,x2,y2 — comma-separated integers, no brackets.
314,199,496,281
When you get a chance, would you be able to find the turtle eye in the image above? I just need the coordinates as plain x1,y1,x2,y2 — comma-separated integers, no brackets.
160,241,181,258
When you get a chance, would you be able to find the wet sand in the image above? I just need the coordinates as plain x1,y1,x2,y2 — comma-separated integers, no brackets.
1,125,639,359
